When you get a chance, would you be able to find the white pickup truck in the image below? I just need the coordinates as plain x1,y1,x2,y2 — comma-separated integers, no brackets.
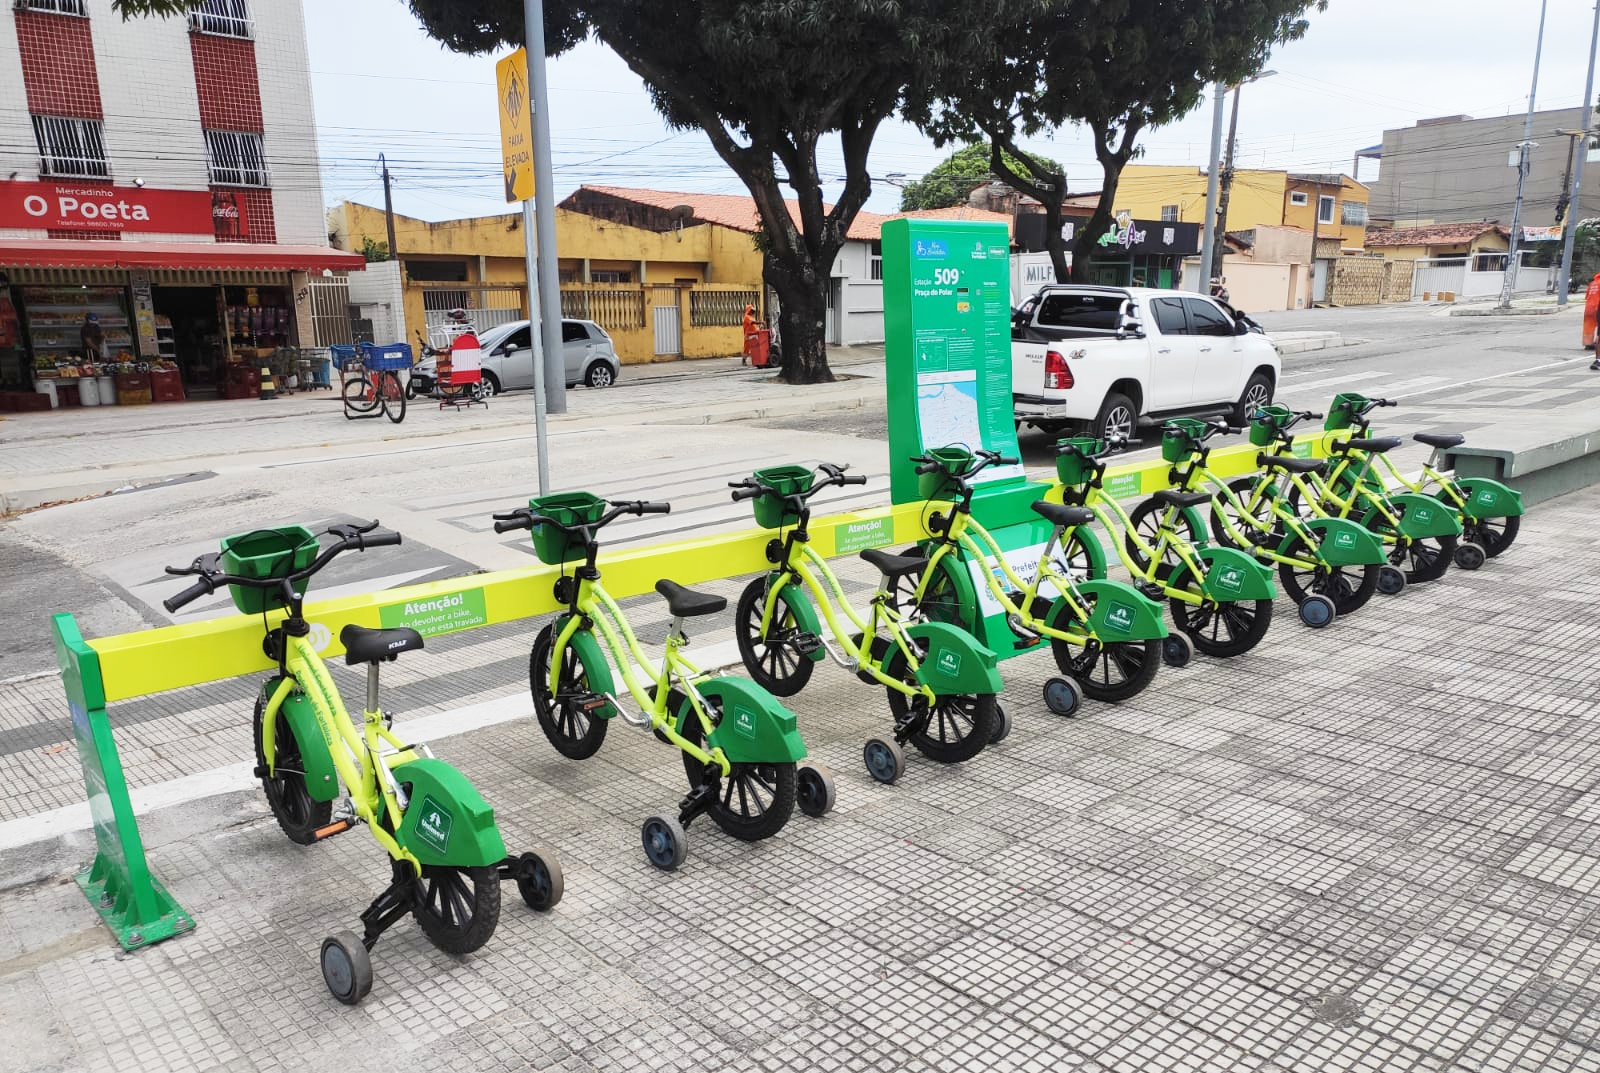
1011,284,1280,441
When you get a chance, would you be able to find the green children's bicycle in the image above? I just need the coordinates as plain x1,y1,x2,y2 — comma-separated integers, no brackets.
494,494,835,871
163,521,562,1006
729,463,1004,786
895,447,1168,713
1158,414,1393,628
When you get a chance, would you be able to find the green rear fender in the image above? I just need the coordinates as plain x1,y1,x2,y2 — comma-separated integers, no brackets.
1389,492,1464,538
885,621,1003,695
1196,547,1278,601
1456,477,1525,519
556,616,619,718
1074,579,1168,640
764,573,825,663
392,757,507,868
1292,518,1387,566
691,676,809,764
266,677,340,803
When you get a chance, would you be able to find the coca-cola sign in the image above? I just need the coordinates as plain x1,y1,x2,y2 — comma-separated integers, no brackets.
0,180,214,234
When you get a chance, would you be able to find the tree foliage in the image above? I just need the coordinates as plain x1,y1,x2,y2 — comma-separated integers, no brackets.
899,143,1062,212
910,0,1324,284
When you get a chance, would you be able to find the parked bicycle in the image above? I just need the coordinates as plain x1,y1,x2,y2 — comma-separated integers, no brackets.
1054,431,1278,659
1160,414,1393,627
729,463,1004,785
334,343,409,423
163,521,561,1005
494,493,835,871
894,447,1168,711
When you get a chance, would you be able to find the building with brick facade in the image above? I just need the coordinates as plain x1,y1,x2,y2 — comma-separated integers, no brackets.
0,0,360,408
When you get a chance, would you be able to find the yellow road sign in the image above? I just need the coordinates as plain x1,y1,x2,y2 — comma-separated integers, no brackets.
496,48,535,203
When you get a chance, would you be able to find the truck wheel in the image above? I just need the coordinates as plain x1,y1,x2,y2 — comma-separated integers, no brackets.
1233,373,1274,426
1093,393,1136,445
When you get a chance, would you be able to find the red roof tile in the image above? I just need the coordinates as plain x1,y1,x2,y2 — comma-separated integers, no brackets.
1364,223,1509,247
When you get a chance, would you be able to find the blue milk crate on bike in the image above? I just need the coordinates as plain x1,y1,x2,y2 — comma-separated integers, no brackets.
329,344,360,371
362,343,414,372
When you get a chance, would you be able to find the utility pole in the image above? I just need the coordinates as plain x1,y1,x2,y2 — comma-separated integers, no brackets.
524,0,567,414
379,153,398,261
1558,3,1600,306
1196,84,1225,293
1210,83,1244,282
1500,0,1549,309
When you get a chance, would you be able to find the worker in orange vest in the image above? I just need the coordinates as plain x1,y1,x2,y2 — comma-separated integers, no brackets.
1586,273,1600,369
742,303,760,365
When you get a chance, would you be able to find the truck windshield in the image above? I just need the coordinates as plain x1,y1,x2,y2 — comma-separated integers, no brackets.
1034,292,1128,334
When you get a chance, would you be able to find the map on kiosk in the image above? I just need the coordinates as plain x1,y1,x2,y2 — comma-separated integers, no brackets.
916,370,1024,485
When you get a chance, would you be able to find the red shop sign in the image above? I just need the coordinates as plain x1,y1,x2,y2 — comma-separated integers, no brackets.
0,180,214,234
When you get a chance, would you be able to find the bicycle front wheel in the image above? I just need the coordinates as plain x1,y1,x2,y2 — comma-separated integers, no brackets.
529,622,610,759
253,692,331,844
734,578,816,697
382,372,407,423
342,375,379,417
1212,476,1284,550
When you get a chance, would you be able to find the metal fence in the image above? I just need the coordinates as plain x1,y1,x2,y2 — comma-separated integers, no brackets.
306,275,353,347
421,285,524,341
560,288,646,331
689,289,760,327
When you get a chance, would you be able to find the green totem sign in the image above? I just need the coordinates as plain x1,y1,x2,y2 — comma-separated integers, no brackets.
53,613,193,950
881,218,1054,659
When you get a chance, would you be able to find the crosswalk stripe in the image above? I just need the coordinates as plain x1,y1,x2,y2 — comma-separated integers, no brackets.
1279,370,1386,392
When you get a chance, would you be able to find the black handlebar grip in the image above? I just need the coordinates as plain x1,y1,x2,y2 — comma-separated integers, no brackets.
843,474,868,486
731,486,761,501
1379,398,1397,407
1228,425,1245,434
1306,411,1323,419
362,530,402,548
493,518,527,533
998,455,1020,466
915,461,942,475
637,501,671,515
163,578,213,614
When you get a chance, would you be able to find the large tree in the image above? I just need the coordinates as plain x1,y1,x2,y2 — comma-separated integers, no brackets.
395,0,1030,384
899,143,1062,213
910,1,1323,285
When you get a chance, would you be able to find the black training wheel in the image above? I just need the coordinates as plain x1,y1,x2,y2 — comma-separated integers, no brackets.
1043,677,1083,717
863,737,905,785
989,700,1013,745
1376,565,1407,596
320,931,373,1006
1453,541,1487,571
641,815,687,871
1297,593,1336,629
1162,633,1194,668
515,849,564,911
796,762,837,818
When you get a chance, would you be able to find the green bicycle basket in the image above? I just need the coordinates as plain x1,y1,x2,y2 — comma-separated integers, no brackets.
1249,404,1293,447
527,491,608,565
219,526,319,615
750,464,815,529
1055,436,1103,486
1160,419,1207,464
917,446,975,499
1325,392,1369,432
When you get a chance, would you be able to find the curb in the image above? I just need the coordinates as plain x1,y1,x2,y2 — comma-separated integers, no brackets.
1449,306,1561,317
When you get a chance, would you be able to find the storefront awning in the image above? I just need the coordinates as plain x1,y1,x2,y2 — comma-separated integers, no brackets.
0,239,365,273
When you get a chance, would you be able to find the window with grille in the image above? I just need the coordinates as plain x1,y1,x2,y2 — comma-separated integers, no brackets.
870,240,883,281
32,115,108,178
188,0,252,38
205,130,269,187
1341,201,1368,226
16,0,88,14
1160,205,1178,222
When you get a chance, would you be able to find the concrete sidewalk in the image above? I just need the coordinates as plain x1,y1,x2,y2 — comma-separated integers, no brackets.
4,474,1600,1071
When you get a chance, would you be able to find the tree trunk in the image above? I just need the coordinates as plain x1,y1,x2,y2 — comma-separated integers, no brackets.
1041,200,1070,283
766,251,835,384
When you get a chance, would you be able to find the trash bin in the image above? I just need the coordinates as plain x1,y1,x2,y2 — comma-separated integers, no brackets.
96,374,116,405
79,376,100,406
34,379,58,409
746,327,773,368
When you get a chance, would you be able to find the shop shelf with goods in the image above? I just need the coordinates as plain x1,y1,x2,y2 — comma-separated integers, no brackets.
154,315,177,362
21,286,132,360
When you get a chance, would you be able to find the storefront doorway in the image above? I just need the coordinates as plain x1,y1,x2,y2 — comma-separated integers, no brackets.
152,287,223,396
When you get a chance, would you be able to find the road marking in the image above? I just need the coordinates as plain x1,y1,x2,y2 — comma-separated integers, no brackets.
1279,370,1386,391
1396,356,1590,399
1363,375,1451,396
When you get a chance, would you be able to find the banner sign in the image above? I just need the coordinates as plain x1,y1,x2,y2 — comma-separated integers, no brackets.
0,180,214,234
1522,225,1563,242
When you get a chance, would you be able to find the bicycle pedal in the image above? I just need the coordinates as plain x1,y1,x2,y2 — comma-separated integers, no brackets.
1005,615,1041,647
312,819,354,842
573,693,610,712
792,633,823,656
1138,582,1166,600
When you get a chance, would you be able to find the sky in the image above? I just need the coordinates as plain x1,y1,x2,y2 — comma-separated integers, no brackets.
305,0,1600,224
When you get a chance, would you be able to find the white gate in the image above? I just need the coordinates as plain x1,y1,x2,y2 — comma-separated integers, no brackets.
653,288,681,355
1411,257,1467,299
1312,259,1331,304
826,279,841,344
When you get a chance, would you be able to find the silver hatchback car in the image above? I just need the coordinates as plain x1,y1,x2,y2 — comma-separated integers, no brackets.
413,318,621,396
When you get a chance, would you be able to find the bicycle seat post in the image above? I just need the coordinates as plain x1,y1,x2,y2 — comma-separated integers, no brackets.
366,661,383,721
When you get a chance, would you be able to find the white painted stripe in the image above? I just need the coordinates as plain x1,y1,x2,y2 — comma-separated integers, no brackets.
1278,370,1387,392
1366,376,1450,396
1393,356,1588,398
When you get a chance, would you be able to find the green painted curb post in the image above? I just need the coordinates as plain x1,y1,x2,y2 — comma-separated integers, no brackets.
880,218,1055,659
53,613,193,950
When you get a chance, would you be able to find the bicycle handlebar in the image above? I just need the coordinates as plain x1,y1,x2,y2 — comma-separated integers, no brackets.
492,499,669,539
162,521,398,613
729,463,863,505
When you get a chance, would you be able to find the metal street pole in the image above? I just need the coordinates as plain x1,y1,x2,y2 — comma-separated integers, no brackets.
1501,0,1549,309
1196,84,1225,293
1558,2,1600,306
522,199,549,492
1210,83,1243,282
524,0,567,415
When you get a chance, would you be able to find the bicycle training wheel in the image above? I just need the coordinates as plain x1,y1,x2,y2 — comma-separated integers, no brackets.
341,375,379,418
883,647,997,763
1165,564,1273,658
253,692,331,844
1276,533,1377,616
677,693,796,841
413,864,501,955
1464,514,1519,559
529,622,611,759
733,577,816,697
1046,595,1160,702
1360,502,1456,584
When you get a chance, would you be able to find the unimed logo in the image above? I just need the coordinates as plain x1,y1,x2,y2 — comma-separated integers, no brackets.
937,650,962,676
415,796,453,853
1334,531,1355,547
1105,604,1134,633
734,708,757,739
1216,567,1243,592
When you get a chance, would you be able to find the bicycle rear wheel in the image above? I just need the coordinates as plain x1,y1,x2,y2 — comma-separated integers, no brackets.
678,694,796,842
342,375,379,418
414,864,500,954
382,372,407,423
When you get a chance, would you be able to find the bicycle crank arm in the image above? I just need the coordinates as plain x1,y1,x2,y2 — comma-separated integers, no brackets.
605,692,654,729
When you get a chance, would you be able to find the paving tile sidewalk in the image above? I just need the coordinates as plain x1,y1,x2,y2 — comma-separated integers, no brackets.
4,482,1600,1071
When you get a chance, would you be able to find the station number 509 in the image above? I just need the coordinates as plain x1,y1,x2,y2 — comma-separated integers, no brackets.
933,268,961,285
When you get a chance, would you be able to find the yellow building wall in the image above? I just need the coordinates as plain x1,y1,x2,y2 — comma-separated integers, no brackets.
1113,165,1288,233
1282,176,1370,246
